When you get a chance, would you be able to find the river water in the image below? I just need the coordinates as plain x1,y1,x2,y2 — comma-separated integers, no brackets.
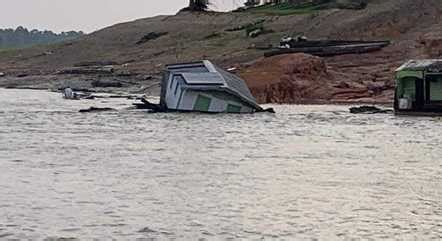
0,88,441,240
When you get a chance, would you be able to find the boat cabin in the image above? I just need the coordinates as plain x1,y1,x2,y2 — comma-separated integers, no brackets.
395,60,442,115
159,60,264,113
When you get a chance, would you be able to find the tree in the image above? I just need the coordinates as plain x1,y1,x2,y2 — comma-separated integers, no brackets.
0,27,83,49
188,0,209,11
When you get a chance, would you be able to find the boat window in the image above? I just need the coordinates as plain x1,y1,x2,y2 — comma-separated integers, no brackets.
194,95,212,112
174,80,180,96
169,75,175,89
428,75,442,102
226,104,242,113
397,77,418,100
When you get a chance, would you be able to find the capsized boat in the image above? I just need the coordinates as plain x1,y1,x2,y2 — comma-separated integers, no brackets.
135,60,272,113
395,59,442,115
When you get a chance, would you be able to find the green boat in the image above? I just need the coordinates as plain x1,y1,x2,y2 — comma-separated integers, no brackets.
395,60,442,115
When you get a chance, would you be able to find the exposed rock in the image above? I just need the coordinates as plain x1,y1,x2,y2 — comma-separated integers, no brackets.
138,227,157,233
143,75,153,80
91,80,123,88
240,53,394,104
240,53,333,103
0,72,5,77
57,66,114,75
349,105,392,114
74,61,118,67
136,32,168,45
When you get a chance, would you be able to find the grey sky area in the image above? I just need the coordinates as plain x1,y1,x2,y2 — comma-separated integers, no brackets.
1,0,243,33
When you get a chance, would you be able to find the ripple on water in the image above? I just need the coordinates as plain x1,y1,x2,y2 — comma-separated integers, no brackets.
0,89,441,239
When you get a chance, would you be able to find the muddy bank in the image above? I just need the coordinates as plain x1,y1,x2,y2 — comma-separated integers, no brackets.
239,53,395,104
1,0,442,104
0,72,161,96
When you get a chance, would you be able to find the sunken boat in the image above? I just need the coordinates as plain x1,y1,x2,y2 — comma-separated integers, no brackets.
135,60,269,113
394,59,442,115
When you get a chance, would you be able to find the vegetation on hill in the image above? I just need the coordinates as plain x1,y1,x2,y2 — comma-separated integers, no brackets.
0,27,84,49
184,0,209,11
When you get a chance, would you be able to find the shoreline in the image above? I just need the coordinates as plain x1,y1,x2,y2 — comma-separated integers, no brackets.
0,86,393,107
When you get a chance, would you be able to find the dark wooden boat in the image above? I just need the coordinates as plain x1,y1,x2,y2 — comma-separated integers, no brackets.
264,40,391,57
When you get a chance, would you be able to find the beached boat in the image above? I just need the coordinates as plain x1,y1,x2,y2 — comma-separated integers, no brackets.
395,59,442,115
136,60,269,113
264,39,390,57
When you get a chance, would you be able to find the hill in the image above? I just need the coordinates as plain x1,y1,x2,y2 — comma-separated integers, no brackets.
0,0,441,103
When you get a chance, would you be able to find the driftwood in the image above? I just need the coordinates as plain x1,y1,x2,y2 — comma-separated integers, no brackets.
79,107,115,113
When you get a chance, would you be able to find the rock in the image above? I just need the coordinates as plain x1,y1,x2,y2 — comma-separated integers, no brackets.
79,107,115,113
248,29,262,38
16,73,28,78
136,32,168,45
57,66,114,75
367,81,387,94
334,81,350,89
74,61,118,67
0,72,5,77
138,227,157,233
62,88,78,99
349,106,392,114
91,80,123,88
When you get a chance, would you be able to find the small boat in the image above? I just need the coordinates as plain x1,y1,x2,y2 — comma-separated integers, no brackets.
394,59,442,116
135,60,272,113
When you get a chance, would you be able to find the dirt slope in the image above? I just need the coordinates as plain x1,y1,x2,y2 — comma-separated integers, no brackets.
0,0,441,103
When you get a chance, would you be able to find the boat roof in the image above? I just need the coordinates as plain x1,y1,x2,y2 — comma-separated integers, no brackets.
396,59,442,72
166,60,262,110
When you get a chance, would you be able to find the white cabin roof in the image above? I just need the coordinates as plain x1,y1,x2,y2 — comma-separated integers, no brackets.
396,59,442,72
165,60,262,110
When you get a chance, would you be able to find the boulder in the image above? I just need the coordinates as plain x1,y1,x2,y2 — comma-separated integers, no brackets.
349,105,392,114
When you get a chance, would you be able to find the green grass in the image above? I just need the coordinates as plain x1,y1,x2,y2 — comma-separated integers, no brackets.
246,3,329,15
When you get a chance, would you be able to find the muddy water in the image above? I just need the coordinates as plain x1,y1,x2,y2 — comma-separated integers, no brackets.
0,88,441,240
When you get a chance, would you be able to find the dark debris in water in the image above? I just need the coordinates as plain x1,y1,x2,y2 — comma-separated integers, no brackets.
79,107,115,113
0,233,13,238
349,106,393,114
43,237,78,241
138,227,157,233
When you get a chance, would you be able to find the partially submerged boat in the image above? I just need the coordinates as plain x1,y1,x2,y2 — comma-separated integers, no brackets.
395,59,442,115
136,60,270,113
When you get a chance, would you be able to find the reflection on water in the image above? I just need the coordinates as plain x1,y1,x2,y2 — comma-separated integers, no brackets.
0,88,441,240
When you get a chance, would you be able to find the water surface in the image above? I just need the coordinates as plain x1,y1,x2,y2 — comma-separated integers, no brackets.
0,88,441,240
